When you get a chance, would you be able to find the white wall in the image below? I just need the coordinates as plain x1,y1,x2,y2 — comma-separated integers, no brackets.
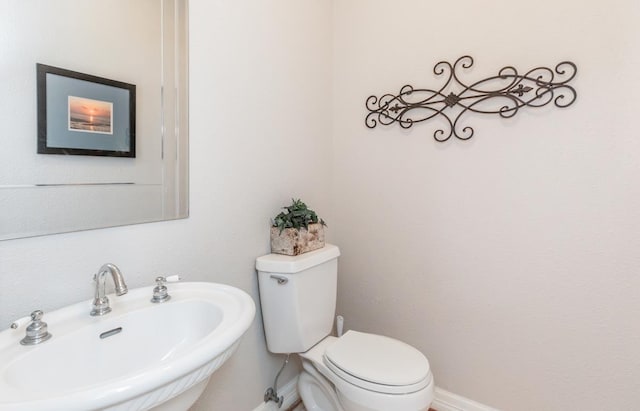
0,0,333,410
333,1,640,410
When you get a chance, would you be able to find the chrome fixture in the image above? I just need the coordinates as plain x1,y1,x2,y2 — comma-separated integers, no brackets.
150,275,181,303
100,327,123,339
264,353,290,407
91,263,128,316
270,275,288,285
18,310,52,345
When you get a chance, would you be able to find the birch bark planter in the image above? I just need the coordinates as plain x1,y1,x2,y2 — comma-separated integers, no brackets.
270,223,325,256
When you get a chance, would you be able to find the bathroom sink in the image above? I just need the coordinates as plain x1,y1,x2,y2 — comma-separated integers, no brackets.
0,282,255,411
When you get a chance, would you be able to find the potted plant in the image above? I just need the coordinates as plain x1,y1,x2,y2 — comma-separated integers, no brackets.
271,199,327,256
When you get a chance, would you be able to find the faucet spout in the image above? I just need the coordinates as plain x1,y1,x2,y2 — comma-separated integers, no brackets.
91,263,128,316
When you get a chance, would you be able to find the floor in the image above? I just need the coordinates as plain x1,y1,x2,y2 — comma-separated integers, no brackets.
288,404,436,411
289,403,304,411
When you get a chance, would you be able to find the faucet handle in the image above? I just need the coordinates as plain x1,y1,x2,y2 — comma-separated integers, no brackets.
164,275,181,283
151,275,181,303
153,274,181,287
10,315,30,330
19,310,52,346
30,310,44,321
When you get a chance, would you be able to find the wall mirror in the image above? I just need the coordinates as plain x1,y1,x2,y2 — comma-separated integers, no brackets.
0,0,189,240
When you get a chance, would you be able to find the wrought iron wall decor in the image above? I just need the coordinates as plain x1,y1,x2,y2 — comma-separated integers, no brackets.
365,56,577,142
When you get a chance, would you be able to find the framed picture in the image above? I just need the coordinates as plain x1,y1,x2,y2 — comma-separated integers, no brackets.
37,64,136,157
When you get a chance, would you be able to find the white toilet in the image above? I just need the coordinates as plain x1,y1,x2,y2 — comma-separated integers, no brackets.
256,244,434,411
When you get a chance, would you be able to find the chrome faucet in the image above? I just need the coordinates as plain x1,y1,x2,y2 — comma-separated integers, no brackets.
90,263,128,316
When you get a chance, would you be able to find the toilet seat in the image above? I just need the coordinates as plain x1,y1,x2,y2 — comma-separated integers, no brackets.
322,331,431,395
300,333,434,411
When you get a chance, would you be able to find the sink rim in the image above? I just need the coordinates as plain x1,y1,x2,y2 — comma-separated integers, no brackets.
0,281,256,411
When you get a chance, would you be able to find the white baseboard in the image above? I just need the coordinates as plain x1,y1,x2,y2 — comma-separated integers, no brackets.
252,377,500,411
432,387,501,411
252,377,300,411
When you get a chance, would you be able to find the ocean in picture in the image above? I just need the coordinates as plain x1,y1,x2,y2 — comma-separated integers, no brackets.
68,95,113,134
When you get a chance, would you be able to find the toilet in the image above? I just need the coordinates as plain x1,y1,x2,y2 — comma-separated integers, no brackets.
256,244,434,411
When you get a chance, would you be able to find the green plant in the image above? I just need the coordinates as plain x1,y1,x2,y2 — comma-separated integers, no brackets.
272,198,326,234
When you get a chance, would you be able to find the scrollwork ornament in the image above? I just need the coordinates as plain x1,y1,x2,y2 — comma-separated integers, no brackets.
365,56,577,142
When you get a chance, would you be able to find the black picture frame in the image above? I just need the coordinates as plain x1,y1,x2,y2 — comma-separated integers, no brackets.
37,64,136,157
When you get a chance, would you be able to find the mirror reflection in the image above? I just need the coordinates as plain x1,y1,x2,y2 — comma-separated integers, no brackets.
0,0,189,240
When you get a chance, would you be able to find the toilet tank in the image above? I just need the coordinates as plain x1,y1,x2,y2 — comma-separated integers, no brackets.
256,244,340,354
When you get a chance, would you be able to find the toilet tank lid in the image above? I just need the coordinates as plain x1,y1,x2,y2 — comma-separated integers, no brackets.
256,244,340,273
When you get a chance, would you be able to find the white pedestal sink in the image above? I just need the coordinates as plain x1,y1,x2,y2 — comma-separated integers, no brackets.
0,282,255,411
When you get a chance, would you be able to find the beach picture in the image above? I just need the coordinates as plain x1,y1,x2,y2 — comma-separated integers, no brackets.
37,63,136,157
68,96,113,134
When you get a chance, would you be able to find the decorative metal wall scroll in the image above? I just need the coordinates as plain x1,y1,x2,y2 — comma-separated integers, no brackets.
365,56,577,142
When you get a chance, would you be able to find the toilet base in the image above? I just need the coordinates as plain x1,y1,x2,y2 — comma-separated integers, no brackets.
299,361,344,411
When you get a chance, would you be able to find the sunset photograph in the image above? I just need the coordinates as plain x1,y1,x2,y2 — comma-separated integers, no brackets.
68,95,113,134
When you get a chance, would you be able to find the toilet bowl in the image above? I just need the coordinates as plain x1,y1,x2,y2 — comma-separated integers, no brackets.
298,332,434,411
256,244,434,411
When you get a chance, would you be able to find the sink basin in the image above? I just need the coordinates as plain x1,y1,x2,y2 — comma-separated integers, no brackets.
0,282,255,411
